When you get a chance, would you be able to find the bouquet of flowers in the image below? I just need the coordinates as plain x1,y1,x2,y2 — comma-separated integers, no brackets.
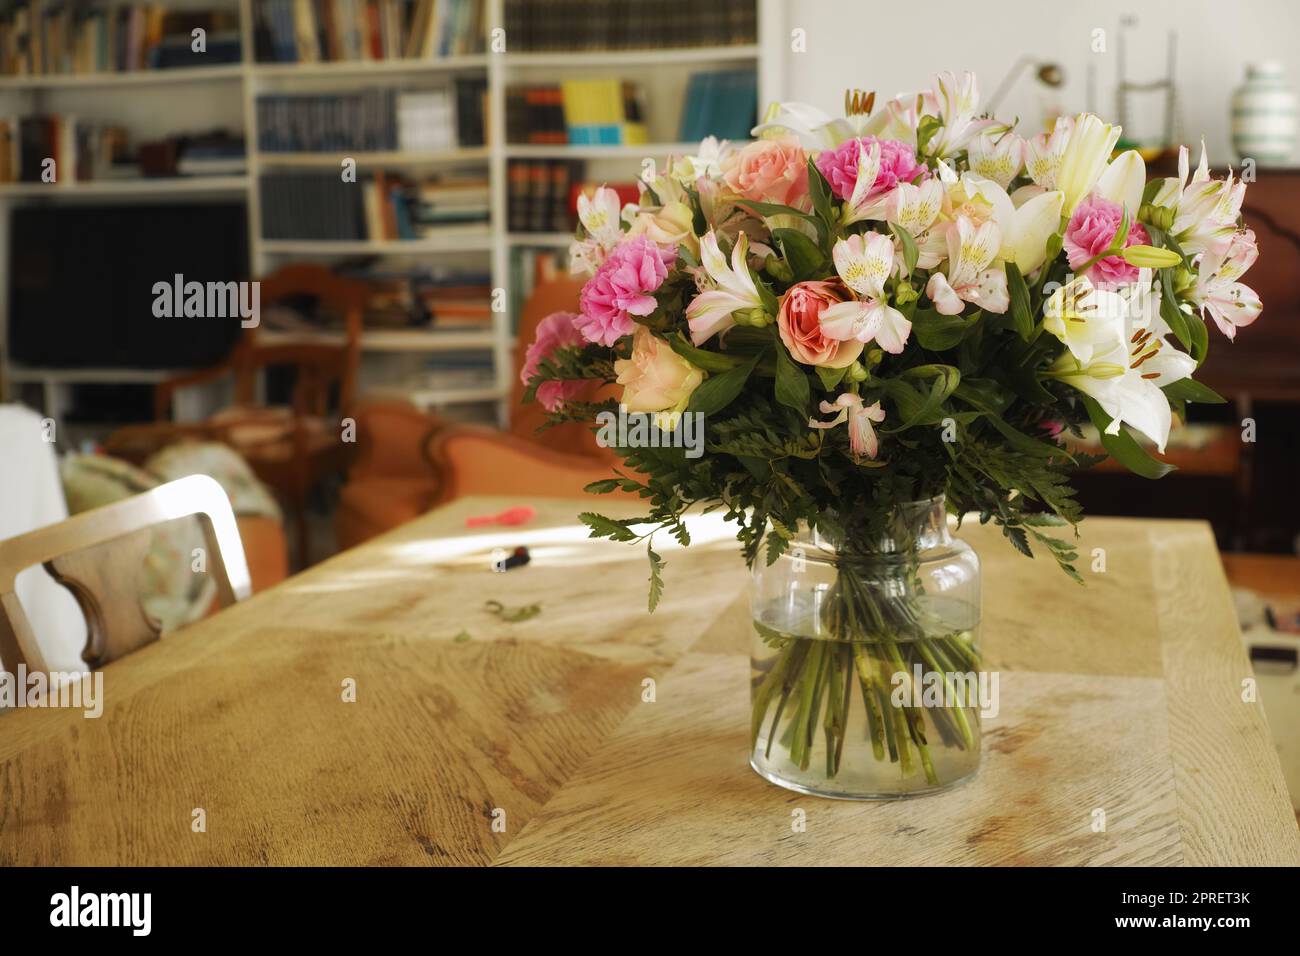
522,71,1262,797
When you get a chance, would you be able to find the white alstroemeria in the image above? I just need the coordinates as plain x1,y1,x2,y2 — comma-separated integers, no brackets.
819,233,912,353
859,91,942,150
751,101,865,150
1151,143,1247,255
686,231,764,345
577,185,623,246
914,171,1062,276
1093,149,1146,219
928,71,997,158
1042,276,1128,363
840,139,884,225
1055,113,1123,216
926,216,1009,315
1189,229,1263,339
887,179,945,236
670,136,730,183
967,128,1027,189
1048,276,1196,453
808,394,887,459
1024,115,1073,189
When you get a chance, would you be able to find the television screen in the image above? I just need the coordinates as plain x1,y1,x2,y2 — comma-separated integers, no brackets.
9,202,249,369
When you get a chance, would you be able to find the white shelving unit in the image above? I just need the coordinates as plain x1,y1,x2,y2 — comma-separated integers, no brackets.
0,0,782,429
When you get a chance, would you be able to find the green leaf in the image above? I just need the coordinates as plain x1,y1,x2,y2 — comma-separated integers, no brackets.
883,364,961,432
912,307,976,351
578,512,640,542
647,544,665,613
1005,262,1034,340
1162,378,1226,404
686,353,759,416
584,478,622,494
773,343,811,413
1159,268,1193,351
736,199,823,235
815,364,849,391
484,600,542,623
668,332,746,372
807,157,836,232
773,227,828,281
1078,395,1176,479
889,223,919,275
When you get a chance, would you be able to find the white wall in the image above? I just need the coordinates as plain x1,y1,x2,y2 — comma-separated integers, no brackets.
774,0,1300,165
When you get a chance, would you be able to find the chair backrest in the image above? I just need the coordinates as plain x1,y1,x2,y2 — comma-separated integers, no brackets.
0,475,250,671
236,264,372,415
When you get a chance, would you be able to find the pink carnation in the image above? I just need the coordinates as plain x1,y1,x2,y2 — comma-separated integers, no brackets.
576,236,676,346
1063,195,1150,288
521,311,586,412
815,136,928,202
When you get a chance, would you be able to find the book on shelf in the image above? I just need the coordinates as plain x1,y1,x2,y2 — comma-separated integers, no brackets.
507,79,647,146
504,0,756,51
678,68,757,142
0,5,240,77
260,169,488,241
506,159,581,234
256,81,484,152
0,115,143,183
253,0,484,64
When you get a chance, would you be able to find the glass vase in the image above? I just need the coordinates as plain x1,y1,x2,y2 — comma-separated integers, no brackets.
749,496,983,799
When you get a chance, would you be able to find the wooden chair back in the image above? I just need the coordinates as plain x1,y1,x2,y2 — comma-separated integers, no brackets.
0,475,250,671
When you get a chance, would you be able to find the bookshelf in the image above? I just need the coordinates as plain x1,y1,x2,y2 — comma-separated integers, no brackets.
0,0,782,430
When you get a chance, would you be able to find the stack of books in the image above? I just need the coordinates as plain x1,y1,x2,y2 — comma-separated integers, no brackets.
259,170,488,240
504,0,756,51
257,85,482,152
0,4,240,75
678,68,757,142
506,79,647,146
506,160,580,233
253,0,484,63
0,115,136,183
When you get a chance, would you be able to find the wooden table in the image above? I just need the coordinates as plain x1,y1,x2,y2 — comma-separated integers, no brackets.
2,497,1296,866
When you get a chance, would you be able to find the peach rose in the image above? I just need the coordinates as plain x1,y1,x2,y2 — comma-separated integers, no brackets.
722,137,811,211
777,280,865,369
614,326,705,420
629,201,698,255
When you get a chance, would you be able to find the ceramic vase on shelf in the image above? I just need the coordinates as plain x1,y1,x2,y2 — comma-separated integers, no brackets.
1231,61,1297,167
749,496,984,800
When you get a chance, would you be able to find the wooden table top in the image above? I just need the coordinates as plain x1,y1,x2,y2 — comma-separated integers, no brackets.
2,496,1296,866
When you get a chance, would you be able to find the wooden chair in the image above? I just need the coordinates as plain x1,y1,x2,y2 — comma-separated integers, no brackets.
153,264,371,564
0,475,250,672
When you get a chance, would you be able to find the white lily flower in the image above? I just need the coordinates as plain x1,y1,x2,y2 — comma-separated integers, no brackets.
808,394,887,458
1055,113,1122,216
1049,275,1195,453
1094,149,1146,219
820,233,911,353
671,136,730,183
686,230,764,345
967,128,1026,189
1042,276,1128,364
1189,229,1262,339
751,101,864,150
999,188,1065,275
928,71,997,158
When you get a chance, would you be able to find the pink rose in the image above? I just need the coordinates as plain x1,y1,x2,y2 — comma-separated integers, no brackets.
576,236,676,346
722,137,811,210
1063,194,1151,288
777,280,865,369
521,311,587,412
815,136,928,202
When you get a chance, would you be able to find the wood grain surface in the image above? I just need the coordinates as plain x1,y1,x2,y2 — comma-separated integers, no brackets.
0,496,1295,866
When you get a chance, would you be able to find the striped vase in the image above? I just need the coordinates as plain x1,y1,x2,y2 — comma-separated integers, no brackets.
1231,62,1297,167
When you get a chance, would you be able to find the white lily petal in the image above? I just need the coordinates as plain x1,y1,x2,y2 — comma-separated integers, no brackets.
1094,150,1146,218
1002,189,1064,274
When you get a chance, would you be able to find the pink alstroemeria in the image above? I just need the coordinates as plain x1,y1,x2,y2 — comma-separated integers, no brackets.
1190,229,1262,339
685,230,765,345
925,216,1009,315
1152,143,1248,255
808,394,887,459
819,233,912,353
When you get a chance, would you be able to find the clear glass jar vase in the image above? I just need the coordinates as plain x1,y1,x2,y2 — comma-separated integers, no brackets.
749,496,983,799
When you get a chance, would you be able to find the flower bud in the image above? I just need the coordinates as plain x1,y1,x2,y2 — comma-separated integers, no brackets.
1120,244,1182,268
765,257,794,283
